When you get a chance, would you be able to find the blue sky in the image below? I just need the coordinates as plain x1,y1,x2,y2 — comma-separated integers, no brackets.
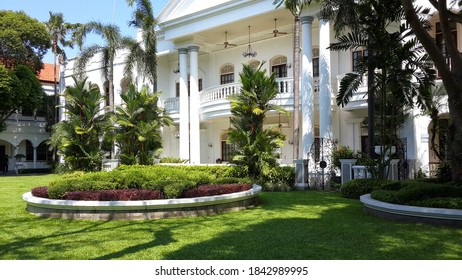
2,0,169,63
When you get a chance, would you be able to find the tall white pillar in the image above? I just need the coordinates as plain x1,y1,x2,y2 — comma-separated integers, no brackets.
301,16,314,159
189,45,200,164
319,17,332,140
33,147,37,168
178,48,190,161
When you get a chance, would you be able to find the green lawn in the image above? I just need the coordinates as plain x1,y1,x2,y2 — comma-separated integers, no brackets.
1,174,461,260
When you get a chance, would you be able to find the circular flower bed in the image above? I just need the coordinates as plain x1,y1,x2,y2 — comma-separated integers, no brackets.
23,183,261,220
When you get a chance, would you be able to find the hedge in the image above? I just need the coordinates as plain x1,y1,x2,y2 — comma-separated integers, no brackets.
370,180,462,209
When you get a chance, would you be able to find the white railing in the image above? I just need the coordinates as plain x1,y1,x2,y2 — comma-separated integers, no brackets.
165,77,326,114
163,97,180,112
200,82,241,103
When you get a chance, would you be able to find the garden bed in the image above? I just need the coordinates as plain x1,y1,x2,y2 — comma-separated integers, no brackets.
22,185,262,220
360,194,462,227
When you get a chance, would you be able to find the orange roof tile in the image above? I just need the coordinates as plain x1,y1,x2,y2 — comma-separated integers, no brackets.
38,63,59,83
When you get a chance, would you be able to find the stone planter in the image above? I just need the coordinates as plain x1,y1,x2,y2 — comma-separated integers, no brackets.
23,185,262,220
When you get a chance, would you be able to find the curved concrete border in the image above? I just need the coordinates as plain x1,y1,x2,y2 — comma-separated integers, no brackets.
360,194,462,227
23,185,262,220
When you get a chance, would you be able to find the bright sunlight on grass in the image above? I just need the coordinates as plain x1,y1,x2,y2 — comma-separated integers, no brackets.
1,174,461,260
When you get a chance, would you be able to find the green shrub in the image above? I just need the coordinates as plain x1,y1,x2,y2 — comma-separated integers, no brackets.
257,166,295,192
341,178,388,199
370,180,462,207
47,165,223,199
412,197,462,209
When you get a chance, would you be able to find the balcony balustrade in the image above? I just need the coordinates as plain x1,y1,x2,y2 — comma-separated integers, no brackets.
163,77,344,122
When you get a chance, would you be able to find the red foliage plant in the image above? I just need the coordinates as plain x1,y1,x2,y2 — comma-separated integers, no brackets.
31,186,49,198
183,183,252,198
30,184,252,201
64,189,164,201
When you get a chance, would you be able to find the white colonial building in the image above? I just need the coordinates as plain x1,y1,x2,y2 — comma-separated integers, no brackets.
0,63,56,173
61,0,451,183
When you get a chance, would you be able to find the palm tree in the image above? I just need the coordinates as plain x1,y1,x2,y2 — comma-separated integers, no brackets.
45,12,79,124
49,77,112,171
74,21,134,112
124,0,158,90
273,0,314,160
114,85,172,165
228,63,286,179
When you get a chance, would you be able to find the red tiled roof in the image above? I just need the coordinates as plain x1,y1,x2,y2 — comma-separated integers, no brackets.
38,63,59,83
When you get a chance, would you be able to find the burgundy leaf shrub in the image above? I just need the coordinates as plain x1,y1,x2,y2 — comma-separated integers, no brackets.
31,186,49,198
183,183,252,198
64,189,164,201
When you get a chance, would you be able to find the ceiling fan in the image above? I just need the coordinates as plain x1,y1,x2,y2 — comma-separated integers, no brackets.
217,31,237,48
272,18,288,37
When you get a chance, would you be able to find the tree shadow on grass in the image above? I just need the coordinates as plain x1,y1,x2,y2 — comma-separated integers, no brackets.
161,204,462,260
92,228,175,260
2,192,462,259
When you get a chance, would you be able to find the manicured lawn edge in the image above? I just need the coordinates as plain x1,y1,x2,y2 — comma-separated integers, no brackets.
22,185,262,220
360,194,462,227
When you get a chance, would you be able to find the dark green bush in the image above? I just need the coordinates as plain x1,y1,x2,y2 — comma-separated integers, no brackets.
370,180,462,208
412,197,462,209
341,178,389,199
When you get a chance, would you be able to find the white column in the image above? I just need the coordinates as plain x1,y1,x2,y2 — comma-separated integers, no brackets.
301,16,314,160
33,147,37,168
319,17,332,140
189,46,200,164
178,48,190,162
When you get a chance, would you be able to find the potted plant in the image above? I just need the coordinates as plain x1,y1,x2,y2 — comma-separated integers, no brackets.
14,154,25,162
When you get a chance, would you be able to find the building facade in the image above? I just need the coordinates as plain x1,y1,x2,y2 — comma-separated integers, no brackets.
0,63,56,173
62,0,451,179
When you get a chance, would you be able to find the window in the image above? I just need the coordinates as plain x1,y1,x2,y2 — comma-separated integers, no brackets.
26,141,33,161
220,133,235,162
36,142,52,161
248,60,260,69
175,79,203,97
313,57,319,78
435,21,457,77
352,49,368,72
271,56,288,78
221,141,235,162
220,64,234,85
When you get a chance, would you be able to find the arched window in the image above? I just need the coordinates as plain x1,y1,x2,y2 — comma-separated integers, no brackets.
25,140,33,161
271,55,288,78
220,64,234,85
37,141,52,161
248,60,260,69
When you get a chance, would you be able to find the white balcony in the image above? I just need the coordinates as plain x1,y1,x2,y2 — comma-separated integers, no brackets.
163,77,335,122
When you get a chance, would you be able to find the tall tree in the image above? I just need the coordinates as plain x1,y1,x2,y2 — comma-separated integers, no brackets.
401,0,462,181
74,21,133,112
228,63,286,179
48,77,112,171
45,12,80,123
273,0,314,160
125,0,158,90
0,10,51,73
114,85,172,165
0,64,46,132
322,0,434,161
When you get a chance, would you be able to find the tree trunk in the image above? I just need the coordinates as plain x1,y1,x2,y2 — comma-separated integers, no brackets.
367,58,375,159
